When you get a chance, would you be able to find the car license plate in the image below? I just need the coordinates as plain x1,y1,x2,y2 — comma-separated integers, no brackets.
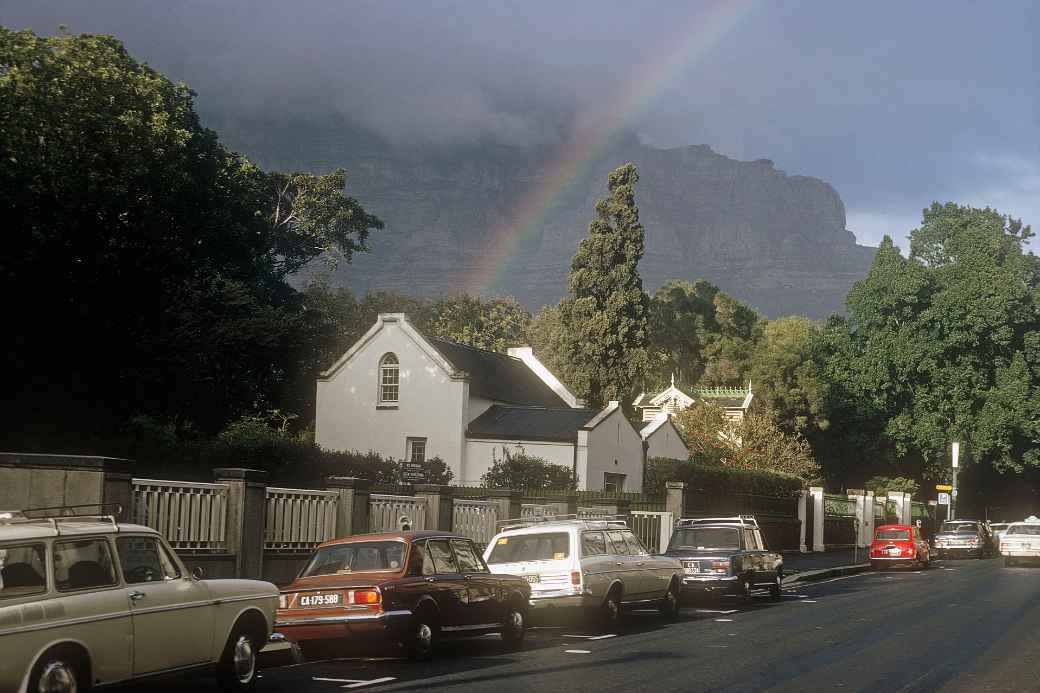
886,548,900,556
684,561,700,574
524,574,540,584
298,592,342,608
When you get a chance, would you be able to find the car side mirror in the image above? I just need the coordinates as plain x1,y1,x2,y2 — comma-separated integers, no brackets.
191,566,205,580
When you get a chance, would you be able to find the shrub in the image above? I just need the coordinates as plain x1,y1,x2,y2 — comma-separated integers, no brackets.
481,447,577,490
644,457,803,497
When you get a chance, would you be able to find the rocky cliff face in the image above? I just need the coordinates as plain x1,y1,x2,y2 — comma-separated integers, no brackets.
241,123,875,318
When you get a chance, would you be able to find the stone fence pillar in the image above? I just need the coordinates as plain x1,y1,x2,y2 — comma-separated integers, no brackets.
213,468,268,579
847,489,870,547
797,490,809,553
415,484,454,531
809,486,825,552
0,453,132,517
325,476,371,537
665,482,687,519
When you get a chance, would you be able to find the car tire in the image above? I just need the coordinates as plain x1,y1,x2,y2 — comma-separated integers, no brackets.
658,580,681,620
217,627,259,692
769,572,783,601
501,604,527,650
601,586,623,630
404,608,439,659
741,576,754,601
28,649,87,693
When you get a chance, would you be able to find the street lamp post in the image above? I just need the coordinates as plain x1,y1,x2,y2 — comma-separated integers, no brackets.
951,442,960,521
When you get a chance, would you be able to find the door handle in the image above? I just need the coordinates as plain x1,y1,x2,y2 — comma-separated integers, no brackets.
616,562,625,566
129,591,146,601
424,577,436,582
636,562,645,567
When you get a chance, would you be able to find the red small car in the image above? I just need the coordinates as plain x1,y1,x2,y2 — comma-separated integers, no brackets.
870,524,931,570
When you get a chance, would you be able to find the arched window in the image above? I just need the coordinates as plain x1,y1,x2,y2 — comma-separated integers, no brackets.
379,353,399,404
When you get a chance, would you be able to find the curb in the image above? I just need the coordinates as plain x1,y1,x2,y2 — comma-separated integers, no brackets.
782,563,870,586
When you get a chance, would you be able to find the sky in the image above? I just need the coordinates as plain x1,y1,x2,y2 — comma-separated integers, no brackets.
2,0,1038,250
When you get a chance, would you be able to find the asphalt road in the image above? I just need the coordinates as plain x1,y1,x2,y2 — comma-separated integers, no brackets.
127,558,1040,693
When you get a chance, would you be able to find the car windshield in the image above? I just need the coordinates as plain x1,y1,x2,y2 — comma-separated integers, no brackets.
941,523,977,534
1005,525,1040,536
299,541,406,577
486,532,570,564
875,530,910,541
669,527,741,550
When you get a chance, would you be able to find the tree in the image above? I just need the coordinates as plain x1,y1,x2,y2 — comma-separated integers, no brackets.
749,316,827,433
556,163,651,407
429,295,531,352
821,203,1040,479
672,402,732,464
648,280,762,390
864,476,920,496
480,447,578,490
0,29,382,447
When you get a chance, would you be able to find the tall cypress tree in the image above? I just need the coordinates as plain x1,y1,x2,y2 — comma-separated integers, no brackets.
558,163,651,407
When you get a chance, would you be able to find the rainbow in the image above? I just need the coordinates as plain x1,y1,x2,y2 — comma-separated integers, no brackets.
465,0,759,296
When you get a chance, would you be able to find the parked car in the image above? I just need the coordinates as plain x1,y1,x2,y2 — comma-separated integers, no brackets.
932,520,994,559
275,531,530,658
0,506,278,693
988,523,1011,551
869,524,931,570
999,520,1040,566
483,517,684,627
663,516,783,601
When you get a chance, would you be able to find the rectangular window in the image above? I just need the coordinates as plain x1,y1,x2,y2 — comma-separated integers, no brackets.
581,531,607,556
54,538,117,591
0,543,47,599
407,438,427,464
487,532,571,564
426,539,459,574
603,473,626,493
451,539,488,573
605,530,629,555
116,536,181,583
379,361,399,403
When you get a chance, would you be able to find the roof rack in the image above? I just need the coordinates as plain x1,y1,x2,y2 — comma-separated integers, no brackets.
0,503,123,535
675,515,760,530
496,514,630,532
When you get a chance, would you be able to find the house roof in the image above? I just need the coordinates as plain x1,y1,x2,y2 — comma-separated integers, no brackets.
466,405,603,443
640,414,671,438
426,336,567,407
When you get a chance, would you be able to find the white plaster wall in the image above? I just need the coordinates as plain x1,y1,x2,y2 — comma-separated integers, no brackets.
646,422,689,460
315,320,468,480
463,440,575,486
582,408,645,492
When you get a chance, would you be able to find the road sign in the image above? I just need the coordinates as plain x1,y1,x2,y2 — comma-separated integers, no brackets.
400,463,426,483
937,492,951,505
935,484,953,491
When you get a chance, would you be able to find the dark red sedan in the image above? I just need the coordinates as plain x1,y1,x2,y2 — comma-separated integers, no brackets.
274,531,530,658
869,524,931,570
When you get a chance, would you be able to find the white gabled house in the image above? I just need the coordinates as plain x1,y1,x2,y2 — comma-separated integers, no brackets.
640,414,690,460
315,313,645,491
633,376,754,426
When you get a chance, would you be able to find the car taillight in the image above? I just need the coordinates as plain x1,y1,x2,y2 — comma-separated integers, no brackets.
570,571,582,586
278,594,287,609
711,560,730,574
350,589,381,605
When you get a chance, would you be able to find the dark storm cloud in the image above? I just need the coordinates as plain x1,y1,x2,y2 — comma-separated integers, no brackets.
3,0,1037,246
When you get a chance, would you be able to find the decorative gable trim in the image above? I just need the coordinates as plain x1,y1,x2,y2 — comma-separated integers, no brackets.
319,313,457,381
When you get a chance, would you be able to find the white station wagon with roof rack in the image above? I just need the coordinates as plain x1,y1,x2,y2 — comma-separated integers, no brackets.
0,505,279,693
482,515,684,627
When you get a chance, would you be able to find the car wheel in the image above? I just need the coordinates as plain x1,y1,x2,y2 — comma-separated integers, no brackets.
769,572,783,601
601,586,623,630
404,608,439,659
658,580,681,620
741,576,754,601
501,605,526,650
217,627,259,692
29,651,86,693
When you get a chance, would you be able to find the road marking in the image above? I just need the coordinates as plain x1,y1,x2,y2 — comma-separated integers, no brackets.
562,634,617,640
714,618,734,622
564,649,591,654
694,609,739,614
799,600,818,603
313,678,397,689
784,594,810,598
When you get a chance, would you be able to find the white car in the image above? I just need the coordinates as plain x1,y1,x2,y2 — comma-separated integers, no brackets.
999,519,1040,566
483,517,684,627
0,507,279,693
988,523,1011,551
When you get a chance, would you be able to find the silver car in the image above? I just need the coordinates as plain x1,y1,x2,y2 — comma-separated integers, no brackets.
483,517,684,627
0,507,278,693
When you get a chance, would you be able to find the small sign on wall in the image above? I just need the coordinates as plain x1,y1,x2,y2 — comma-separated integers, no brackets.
937,492,951,506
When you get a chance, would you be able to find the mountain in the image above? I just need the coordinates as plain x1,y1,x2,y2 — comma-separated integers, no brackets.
223,120,875,318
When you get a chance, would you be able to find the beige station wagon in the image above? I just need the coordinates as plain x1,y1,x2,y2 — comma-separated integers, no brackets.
0,507,279,693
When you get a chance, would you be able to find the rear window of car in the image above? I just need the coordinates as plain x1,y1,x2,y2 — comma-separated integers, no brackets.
941,522,977,534
669,527,740,550
0,543,47,599
1005,525,1040,536
875,530,910,541
487,532,570,564
299,541,406,577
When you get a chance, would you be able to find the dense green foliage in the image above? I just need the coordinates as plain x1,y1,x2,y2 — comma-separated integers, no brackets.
644,457,803,497
555,164,652,407
864,476,920,496
480,447,578,490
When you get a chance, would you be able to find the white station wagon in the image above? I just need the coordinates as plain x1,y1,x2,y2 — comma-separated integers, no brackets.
483,517,684,626
0,507,279,693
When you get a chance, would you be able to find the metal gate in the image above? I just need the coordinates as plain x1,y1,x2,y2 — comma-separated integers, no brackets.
452,499,499,546
369,494,427,532
631,511,674,553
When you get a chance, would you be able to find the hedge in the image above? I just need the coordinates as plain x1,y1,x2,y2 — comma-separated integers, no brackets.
644,457,803,498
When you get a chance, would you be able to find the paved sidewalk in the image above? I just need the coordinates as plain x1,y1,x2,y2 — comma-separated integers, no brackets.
783,548,869,574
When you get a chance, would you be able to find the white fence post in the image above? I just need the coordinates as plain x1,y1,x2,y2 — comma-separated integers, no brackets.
797,490,809,553
809,486,825,552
